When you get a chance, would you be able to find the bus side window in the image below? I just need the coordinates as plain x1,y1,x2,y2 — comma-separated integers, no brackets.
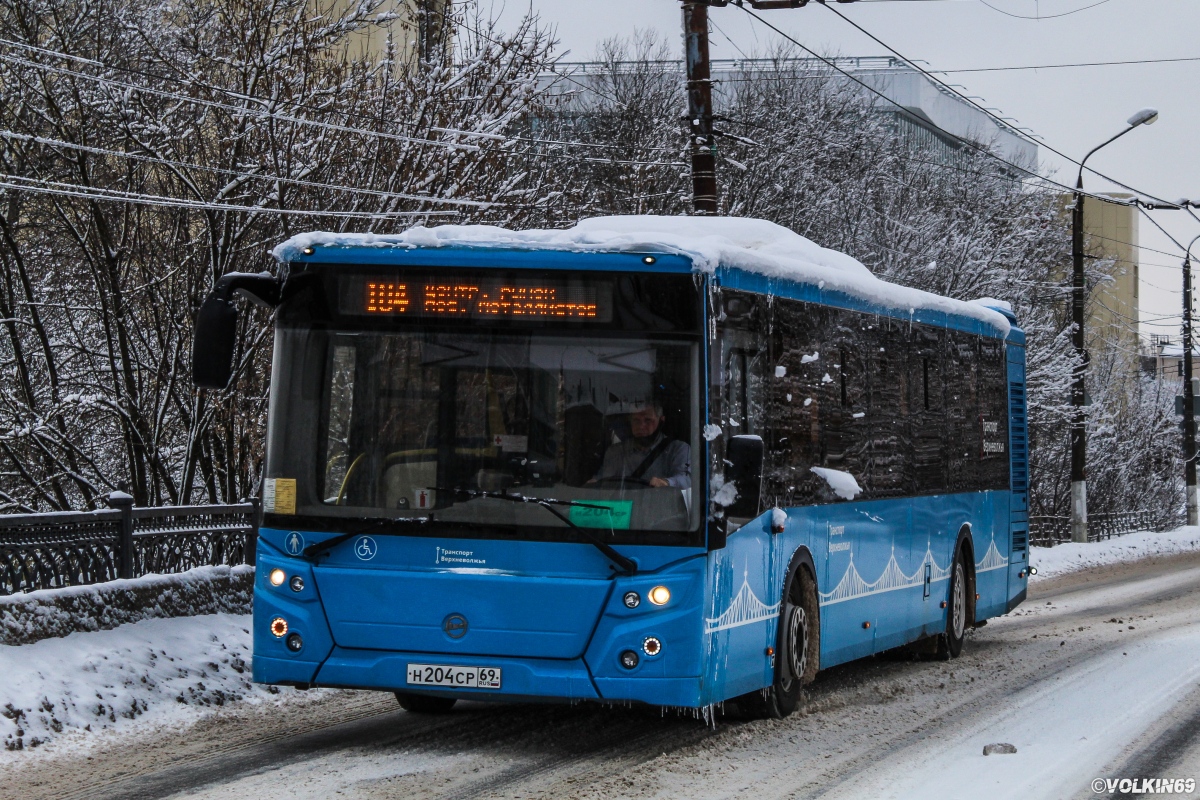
910,328,947,494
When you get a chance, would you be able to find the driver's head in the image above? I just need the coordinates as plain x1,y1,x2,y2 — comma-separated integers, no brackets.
629,401,665,445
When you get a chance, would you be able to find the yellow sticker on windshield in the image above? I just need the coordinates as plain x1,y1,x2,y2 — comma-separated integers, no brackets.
265,478,297,515
569,500,633,530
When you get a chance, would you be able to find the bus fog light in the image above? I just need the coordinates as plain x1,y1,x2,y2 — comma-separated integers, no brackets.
648,586,670,606
623,591,641,608
643,637,662,656
620,650,639,669
270,617,288,637
290,575,305,592
269,568,286,586
286,633,303,652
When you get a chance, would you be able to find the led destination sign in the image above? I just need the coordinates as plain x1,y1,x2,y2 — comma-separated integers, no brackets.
340,273,613,322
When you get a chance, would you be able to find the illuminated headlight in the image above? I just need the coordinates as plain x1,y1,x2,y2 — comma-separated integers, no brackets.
286,633,304,652
643,637,662,657
648,586,671,606
623,591,641,608
620,650,639,669
290,575,305,592
270,617,288,637
269,568,286,586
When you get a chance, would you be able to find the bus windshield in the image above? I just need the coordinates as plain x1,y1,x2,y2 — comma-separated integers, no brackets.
265,326,702,538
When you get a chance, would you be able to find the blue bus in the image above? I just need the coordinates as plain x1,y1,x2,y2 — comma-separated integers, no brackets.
193,218,1029,719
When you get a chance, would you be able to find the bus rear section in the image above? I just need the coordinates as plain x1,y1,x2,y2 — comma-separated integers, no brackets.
248,250,714,707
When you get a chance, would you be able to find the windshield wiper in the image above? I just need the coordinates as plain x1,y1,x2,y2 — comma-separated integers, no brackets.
300,515,432,559
432,486,638,574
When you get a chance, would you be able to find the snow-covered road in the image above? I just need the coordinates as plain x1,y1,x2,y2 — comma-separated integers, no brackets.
4,549,1200,800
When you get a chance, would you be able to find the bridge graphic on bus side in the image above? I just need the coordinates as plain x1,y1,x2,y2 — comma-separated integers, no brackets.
705,576,781,633
705,536,1011,631
820,537,1010,606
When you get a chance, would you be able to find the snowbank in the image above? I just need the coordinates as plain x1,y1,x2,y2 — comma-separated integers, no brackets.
0,565,254,646
272,216,1010,334
1029,526,1200,582
0,612,306,755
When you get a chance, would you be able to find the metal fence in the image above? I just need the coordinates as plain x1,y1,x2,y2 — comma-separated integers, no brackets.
1028,510,1161,548
0,494,257,595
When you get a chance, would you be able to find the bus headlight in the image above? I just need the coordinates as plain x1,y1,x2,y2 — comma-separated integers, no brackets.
290,576,305,592
269,568,286,586
623,591,640,608
648,586,671,606
286,633,304,652
620,650,639,669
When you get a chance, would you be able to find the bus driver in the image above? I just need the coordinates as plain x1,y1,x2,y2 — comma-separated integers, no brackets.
591,401,691,489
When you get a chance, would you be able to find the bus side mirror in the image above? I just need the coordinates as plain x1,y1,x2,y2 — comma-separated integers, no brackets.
192,272,282,390
725,435,764,518
193,294,238,389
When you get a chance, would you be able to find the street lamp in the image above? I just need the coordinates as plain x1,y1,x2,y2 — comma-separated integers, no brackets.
1183,231,1200,526
1070,108,1159,544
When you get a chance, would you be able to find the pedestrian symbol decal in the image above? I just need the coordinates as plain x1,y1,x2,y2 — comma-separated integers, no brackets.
286,531,305,556
355,536,378,561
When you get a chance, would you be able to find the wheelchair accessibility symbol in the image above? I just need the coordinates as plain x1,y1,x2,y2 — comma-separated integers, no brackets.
285,531,305,556
354,536,377,561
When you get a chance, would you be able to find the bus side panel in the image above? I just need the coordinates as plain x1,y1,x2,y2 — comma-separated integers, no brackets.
1007,345,1030,611
970,491,1013,621
701,517,776,705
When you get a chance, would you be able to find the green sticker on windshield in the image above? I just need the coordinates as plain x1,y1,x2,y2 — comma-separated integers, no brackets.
568,500,633,530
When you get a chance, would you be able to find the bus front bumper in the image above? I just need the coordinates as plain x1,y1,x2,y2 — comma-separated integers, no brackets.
254,648,705,708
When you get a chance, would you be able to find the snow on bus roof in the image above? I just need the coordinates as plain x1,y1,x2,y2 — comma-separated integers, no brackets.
272,215,1011,334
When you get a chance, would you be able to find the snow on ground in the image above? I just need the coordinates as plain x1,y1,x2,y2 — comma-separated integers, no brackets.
0,613,320,757
1029,526,1200,581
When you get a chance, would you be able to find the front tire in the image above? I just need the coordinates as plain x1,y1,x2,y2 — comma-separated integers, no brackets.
737,567,820,719
395,693,457,714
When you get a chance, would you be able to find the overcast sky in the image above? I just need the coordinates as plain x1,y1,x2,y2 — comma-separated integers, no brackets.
489,0,1200,344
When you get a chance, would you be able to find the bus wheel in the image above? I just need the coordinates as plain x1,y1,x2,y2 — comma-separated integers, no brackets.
395,693,457,714
936,550,969,660
737,568,819,720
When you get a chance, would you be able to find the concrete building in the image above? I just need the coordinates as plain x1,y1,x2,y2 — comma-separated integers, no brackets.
540,56,1039,168
326,0,451,67
1079,193,1141,362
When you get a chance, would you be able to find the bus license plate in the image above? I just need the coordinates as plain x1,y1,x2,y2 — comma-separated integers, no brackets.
406,663,502,690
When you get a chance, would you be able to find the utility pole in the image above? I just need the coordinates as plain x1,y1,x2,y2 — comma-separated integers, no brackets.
682,1,858,214
1184,234,1200,525
1070,181,1088,543
683,1,718,215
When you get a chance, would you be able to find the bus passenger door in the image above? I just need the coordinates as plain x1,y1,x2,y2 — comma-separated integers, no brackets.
707,298,777,697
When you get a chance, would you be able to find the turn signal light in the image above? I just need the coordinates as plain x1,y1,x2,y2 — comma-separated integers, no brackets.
643,637,662,656
270,617,288,637
269,568,286,586
648,586,671,606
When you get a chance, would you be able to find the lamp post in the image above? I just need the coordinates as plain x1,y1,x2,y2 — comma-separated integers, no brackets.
1184,232,1200,526
1070,107,1159,544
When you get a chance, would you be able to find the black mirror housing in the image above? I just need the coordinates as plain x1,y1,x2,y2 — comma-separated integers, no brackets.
192,272,282,390
193,295,238,389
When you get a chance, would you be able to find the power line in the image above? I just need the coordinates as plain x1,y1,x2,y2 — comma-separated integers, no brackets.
0,174,458,218
819,3,1180,208
0,36,681,159
737,5,1115,203
936,55,1200,74
0,130,505,209
977,0,1114,19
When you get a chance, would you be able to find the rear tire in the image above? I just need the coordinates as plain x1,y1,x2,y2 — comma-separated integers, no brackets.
395,693,457,714
936,549,969,660
737,567,820,719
